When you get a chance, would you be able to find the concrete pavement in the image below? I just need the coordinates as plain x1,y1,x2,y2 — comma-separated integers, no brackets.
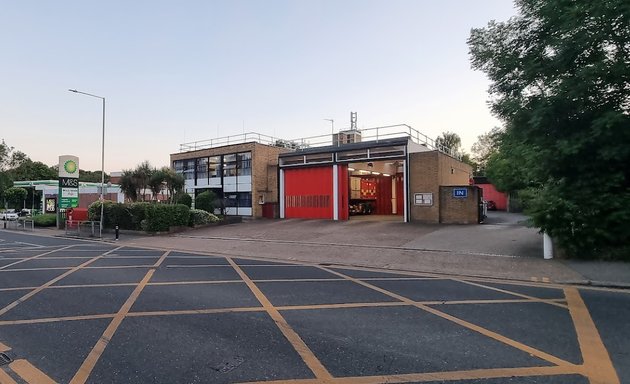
4,211,629,288
114,212,628,288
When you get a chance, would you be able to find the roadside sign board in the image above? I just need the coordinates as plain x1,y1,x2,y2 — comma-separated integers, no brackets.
59,155,79,208
453,188,468,198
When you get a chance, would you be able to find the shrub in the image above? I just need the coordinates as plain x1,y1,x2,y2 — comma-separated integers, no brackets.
173,192,192,208
33,213,56,227
129,202,150,230
195,191,216,213
144,204,190,232
188,209,220,226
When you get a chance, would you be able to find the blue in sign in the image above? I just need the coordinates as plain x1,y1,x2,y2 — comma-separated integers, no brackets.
453,188,468,198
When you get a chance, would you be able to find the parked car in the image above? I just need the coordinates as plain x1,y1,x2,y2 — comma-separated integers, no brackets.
486,200,497,211
19,208,32,217
0,210,19,220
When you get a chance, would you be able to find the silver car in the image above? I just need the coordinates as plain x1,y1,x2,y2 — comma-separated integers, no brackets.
1,210,19,220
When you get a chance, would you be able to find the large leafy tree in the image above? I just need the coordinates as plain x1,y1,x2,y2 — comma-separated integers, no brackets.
469,0,630,257
4,187,27,209
435,131,462,153
471,127,503,176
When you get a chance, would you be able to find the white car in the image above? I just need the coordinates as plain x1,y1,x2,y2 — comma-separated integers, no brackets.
1,210,19,220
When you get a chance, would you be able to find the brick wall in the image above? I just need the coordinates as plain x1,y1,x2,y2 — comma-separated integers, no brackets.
438,152,472,186
439,186,480,224
251,144,290,218
408,151,440,223
171,142,291,218
408,151,474,224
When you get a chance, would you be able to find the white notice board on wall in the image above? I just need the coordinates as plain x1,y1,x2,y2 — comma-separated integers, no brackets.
414,193,433,206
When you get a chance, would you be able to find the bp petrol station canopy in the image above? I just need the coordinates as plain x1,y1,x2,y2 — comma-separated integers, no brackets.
12,180,121,194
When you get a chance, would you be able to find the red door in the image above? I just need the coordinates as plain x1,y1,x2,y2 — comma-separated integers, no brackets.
284,167,334,219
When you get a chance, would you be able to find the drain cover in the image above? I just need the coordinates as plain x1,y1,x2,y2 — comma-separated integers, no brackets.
0,353,12,366
212,356,244,373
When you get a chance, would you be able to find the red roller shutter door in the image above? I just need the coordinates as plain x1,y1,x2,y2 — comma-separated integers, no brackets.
284,167,334,219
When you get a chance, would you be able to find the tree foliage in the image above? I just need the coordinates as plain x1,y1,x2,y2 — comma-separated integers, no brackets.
195,190,216,213
118,163,184,203
79,169,110,183
4,187,27,209
435,131,462,154
469,0,630,258
471,127,503,176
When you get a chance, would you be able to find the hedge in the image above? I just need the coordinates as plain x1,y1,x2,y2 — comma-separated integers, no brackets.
188,209,220,226
142,204,190,232
33,214,57,227
88,201,191,232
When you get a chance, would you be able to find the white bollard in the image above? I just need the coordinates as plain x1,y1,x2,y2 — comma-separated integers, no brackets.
543,232,553,260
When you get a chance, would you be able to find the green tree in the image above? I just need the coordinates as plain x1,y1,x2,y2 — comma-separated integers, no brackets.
133,161,153,201
469,0,630,258
173,192,192,208
119,169,139,202
4,187,27,209
195,191,216,213
471,127,503,176
79,169,110,183
162,167,184,203
435,131,462,154
148,169,166,201
8,160,56,181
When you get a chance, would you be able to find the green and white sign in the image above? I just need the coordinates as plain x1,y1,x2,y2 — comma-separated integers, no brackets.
59,155,80,208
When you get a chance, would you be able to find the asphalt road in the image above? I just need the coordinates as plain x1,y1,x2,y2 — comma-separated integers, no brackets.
0,231,628,384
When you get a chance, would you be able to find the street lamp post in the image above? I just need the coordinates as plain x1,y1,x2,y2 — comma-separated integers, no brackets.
68,89,105,237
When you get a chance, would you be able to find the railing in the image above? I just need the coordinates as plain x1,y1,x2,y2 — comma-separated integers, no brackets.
179,132,281,152
178,124,462,160
65,220,102,238
2,219,34,231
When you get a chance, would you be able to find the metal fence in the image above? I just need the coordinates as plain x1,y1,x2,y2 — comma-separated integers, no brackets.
65,220,102,238
2,219,34,231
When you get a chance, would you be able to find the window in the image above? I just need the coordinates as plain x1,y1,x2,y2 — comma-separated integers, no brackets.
224,193,238,207
237,152,252,176
237,192,252,207
223,154,237,177
183,159,195,180
196,158,208,180
208,156,221,178
173,160,184,174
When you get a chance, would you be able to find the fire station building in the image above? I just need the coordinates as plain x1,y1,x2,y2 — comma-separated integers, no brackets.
171,126,479,224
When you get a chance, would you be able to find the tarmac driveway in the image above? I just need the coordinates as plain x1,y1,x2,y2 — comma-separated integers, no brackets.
0,232,628,384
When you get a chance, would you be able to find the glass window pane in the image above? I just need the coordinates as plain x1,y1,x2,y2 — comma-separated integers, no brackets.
237,152,252,176
237,192,252,207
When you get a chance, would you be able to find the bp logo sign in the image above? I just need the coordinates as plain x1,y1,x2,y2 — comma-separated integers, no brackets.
58,155,80,208
64,160,78,174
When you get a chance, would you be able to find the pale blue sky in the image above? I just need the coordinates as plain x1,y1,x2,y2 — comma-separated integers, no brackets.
1,1,516,172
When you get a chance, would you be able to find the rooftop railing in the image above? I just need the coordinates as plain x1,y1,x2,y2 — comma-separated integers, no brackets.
178,124,461,160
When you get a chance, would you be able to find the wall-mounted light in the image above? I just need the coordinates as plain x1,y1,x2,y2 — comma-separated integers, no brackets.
372,171,380,175
383,173,390,177
348,167,355,171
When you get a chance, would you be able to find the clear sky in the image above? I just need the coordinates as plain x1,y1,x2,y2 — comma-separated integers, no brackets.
1,0,516,172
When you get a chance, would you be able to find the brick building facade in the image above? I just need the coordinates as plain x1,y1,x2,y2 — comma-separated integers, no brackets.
170,142,290,218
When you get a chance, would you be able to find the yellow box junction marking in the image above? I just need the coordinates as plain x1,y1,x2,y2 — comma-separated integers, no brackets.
565,287,620,384
226,257,333,381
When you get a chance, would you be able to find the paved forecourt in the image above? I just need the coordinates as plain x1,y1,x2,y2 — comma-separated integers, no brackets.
0,232,627,384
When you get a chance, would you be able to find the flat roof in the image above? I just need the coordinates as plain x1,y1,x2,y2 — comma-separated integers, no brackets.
278,137,410,157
